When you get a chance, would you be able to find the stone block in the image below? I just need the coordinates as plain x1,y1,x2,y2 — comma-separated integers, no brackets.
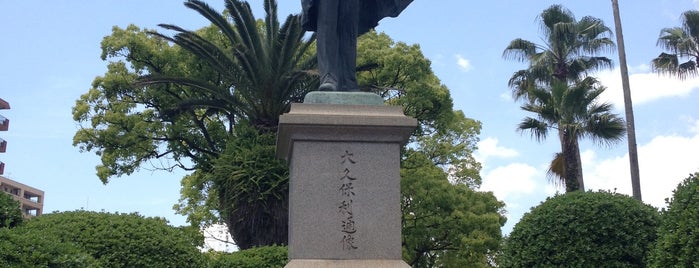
277,103,415,267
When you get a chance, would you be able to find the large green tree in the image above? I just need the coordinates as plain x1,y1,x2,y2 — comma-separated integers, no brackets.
517,78,625,192
652,10,699,79
503,4,616,191
73,0,314,249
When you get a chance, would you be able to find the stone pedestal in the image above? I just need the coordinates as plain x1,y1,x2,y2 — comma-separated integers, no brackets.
277,101,416,268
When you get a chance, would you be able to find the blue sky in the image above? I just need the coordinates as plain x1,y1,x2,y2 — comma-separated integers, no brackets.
2,0,699,239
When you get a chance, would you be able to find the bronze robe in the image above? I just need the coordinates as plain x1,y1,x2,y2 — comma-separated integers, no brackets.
301,0,413,35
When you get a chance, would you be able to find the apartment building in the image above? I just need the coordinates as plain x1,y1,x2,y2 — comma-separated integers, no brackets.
0,98,44,217
1,175,44,217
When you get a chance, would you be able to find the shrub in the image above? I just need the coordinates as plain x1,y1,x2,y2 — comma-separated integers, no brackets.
206,245,288,268
501,191,659,267
0,192,23,228
22,210,206,268
0,227,100,267
648,172,699,267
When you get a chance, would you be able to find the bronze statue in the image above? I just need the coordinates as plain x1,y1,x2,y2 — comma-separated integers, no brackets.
301,0,413,91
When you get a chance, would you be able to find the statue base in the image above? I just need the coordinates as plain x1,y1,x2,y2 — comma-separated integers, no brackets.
277,102,415,267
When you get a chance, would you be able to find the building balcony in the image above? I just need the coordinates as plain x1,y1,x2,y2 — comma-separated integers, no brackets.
0,115,8,131
0,138,6,153
0,98,9,110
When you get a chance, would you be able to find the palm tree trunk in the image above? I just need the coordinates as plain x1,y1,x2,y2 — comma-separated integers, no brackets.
562,130,582,192
612,0,642,200
572,138,585,191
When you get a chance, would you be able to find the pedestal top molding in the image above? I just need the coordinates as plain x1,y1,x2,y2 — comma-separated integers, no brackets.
276,103,417,161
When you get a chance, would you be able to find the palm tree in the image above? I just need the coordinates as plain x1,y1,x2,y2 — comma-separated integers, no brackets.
141,0,316,132
503,4,616,191
652,10,699,79
611,0,642,201
518,78,626,192
504,5,615,94
138,0,316,249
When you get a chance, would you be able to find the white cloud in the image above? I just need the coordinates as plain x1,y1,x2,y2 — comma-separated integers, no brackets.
499,91,512,102
580,149,596,167
690,118,699,134
477,137,519,161
481,163,538,200
583,120,699,209
455,54,473,72
597,67,699,108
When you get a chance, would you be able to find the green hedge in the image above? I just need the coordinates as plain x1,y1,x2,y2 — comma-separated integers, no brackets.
22,210,206,268
206,245,288,268
0,227,100,267
501,191,659,267
648,172,699,267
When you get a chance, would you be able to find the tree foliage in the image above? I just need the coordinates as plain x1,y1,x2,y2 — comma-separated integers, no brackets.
652,10,699,79
21,211,206,268
501,191,659,267
648,172,699,267
0,192,23,228
401,149,505,268
73,0,315,248
357,32,454,137
73,0,315,181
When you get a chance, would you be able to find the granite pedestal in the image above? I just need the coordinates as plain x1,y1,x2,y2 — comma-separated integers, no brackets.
277,94,416,268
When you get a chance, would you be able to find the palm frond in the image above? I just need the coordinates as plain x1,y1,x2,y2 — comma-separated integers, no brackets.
539,4,575,36
682,10,699,41
518,117,550,142
264,0,280,48
546,152,565,188
582,113,626,146
653,11,699,80
150,25,238,80
503,39,539,62
651,52,698,79
185,0,241,47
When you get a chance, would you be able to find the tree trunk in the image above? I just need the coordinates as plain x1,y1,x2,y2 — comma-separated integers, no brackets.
612,0,642,200
225,189,289,249
562,130,582,192
572,137,585,191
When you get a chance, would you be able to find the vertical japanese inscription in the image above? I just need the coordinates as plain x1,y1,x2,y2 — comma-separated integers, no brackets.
339,150,358,250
